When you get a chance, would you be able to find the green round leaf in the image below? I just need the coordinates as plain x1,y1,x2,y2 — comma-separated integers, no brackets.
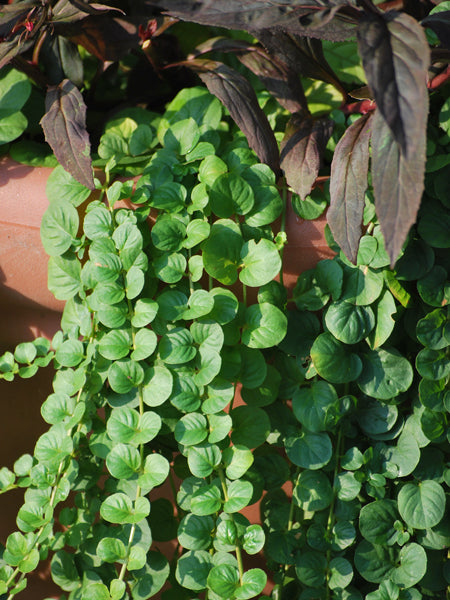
358,348,413,399
209,173,254,217
295,551,327,587
242,303,287,348
293,470,333,511
142,365,173,407
153,252,186,283
354,540,393,583
325,301,375,344
159,327,197,365
175,550,213,591
328,557,353,590
178,514,215,551
131,328,158,361
311,333,363,384
151,214,187,252
359,500,399,545
108,359,144,393
235,568,267,599
202,219,243,285
207,564,239,598
97,537,127,563
187,443,221,478
398,481,446,530
341,266,384,305
41,201,79,257
240,239,282,287
98,329,132,360
190,483,222,516
286,431,332,469
391,543,427,588
231,406,270,448
292,381,339,432
106,443,141,479
416,347,450,380
175,413,208,446
243,524,265,555
223,480,253,513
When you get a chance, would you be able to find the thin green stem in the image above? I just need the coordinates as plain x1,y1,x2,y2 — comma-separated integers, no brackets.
279,181,287,289
217,468,244,584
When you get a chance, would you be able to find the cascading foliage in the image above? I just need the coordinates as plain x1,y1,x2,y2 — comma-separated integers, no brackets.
0,78,449,600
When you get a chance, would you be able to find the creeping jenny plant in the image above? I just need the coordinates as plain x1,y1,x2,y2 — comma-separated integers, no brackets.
0,0,449,598
1,82,449,600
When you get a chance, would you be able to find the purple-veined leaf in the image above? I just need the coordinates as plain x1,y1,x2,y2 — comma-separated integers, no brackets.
186,58,280,173
371,109,426,266
357,11,430,157
153,0,357,42
280,113,333,200
40,79,94,190
421,11,450,50
328,113,373,263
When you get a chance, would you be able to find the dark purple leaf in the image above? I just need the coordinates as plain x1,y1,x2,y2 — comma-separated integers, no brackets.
41,35,84,87
257,31,347,99
357,11,430,156
0,39,33,69
56,16,139,61
237,48,307,113
280,113,333,200
371,109,426,266
422,11,450,50
328,113,373,263
40,79,94,190
187,58,280,173
52,0,124,23
191,36,307,113
0,2,35,32
153,0,357,42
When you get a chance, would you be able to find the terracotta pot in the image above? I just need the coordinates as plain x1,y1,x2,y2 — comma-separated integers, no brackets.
0,156,334,599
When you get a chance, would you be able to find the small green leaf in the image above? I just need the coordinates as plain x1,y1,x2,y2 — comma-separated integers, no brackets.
242,303,287,348
311,333,362,384
175,550,213,591
224,480,253,513
358,348,413,399
240,239,281,287
293,470,333,511
190,483,222,516
398,481,446,530
286,430,332,470
187,443,221,478
207,564,239,597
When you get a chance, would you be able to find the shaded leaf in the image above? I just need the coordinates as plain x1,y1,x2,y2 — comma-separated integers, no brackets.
422,10,450,50
155,0,356,42
59,15,139,62
328,112,372,263
237,45,307,113
187,59,280,172
357,11,430,156
40,79,94,189
280,112,333,200
257,31,347,98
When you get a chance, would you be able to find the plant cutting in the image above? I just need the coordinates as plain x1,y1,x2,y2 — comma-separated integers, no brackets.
0,1,449,600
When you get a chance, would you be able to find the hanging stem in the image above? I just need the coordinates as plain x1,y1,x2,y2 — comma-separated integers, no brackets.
217,468,244,584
